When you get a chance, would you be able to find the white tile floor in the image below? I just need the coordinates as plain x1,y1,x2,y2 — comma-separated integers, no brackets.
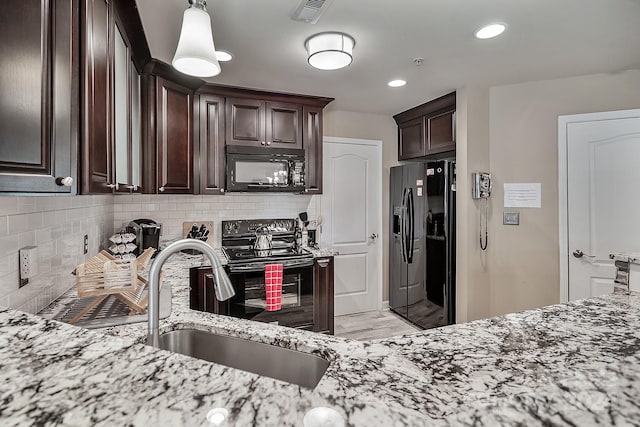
334,310,420,341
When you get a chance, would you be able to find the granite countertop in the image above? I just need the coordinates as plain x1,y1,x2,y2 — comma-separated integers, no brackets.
3,253,640,425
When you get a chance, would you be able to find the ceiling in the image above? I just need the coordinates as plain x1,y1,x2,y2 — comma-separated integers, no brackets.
135,0,640,115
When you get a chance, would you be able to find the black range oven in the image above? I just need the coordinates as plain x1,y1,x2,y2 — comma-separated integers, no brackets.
191,219,316,330
225,257,314,330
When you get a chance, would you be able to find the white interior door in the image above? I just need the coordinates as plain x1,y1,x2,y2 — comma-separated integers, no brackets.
321,138,381,316
561,110,640,301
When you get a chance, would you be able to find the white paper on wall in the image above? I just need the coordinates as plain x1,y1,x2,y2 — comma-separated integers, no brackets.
504,183,541,208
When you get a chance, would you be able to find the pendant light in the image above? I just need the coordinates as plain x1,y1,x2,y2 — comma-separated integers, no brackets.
305,32,355,71
172,0,221,77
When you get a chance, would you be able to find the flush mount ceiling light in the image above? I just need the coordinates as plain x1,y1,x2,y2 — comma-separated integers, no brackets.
172,0,221,77
475,23,507,39
388,79,406,87
305,32,355,71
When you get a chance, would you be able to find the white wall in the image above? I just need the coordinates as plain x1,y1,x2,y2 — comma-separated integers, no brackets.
487,69,640,316
0,195,114,313
455,86,492,323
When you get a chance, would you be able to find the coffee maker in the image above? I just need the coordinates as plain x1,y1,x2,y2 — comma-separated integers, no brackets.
127,219,162,255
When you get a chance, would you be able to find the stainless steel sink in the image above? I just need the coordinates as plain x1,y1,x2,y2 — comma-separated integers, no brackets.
157,329,329,389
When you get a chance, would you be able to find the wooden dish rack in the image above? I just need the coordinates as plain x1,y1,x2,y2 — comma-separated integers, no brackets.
71,248,156,324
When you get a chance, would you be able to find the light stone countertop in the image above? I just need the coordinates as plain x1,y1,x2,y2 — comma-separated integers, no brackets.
2,252,640,426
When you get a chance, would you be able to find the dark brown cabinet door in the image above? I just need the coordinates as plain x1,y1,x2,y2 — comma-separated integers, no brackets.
81,0,114,193
198,94,226,194
398,117,426,160
0,0,77,193
303,106,323,194
190,268,228,314
156,77,194,194
313,257,334,335
428,110,455,154
225,98,265,146
266,102,302,148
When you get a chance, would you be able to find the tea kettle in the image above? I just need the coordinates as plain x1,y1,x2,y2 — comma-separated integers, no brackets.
254,226,273,253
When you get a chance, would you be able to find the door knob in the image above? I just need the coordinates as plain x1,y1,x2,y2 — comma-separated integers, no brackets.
159,186,165,193
55,176,73,187
573,249,595,259
369,233,378,241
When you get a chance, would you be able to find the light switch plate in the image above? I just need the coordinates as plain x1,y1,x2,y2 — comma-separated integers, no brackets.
503,212,520,225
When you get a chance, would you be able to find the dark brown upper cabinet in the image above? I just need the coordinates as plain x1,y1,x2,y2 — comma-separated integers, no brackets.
303,106,324,194
226,98,303,149
197,94,226,195
225,98,265,146
82,0,112,193
394,92,456,161
0,0,78,193
113,21,142,193
155,77,194,194
428,110,455,154
398,117,426,161
81,0,144,194
266,102,303,149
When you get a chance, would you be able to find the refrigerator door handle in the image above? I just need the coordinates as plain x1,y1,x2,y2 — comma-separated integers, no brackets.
407,187,415,264
400,188,408,264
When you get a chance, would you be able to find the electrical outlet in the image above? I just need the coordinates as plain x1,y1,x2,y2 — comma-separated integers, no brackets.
84,234,89,254
19,246,39,288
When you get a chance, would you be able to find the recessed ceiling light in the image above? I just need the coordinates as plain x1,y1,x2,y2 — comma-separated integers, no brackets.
475,23,506,39
215,50,233,62
388,79,406,87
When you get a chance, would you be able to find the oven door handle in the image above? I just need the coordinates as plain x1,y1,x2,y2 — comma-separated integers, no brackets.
227,259,314,273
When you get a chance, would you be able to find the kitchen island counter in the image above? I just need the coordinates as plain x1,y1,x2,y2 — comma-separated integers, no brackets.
2,253,640,426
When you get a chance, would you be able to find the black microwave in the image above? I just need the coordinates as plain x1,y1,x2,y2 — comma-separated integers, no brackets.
226,145,306,192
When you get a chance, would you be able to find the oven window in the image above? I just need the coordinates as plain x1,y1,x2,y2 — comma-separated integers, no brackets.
227,266,314,329
235,161,289,185
245,273,300,309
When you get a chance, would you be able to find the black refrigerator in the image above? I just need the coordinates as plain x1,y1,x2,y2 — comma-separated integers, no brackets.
389,160,456,329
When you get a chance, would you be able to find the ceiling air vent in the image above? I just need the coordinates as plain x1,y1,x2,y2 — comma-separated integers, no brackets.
291,0,335,24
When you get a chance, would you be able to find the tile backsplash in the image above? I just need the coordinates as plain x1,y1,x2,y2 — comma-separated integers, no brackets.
113,193,319,246
0,195,114,313
0,192,318,314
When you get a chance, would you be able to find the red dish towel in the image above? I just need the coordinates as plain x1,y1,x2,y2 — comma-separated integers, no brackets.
265,264,283,311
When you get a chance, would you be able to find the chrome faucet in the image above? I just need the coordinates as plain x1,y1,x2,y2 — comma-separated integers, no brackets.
147,239,235,347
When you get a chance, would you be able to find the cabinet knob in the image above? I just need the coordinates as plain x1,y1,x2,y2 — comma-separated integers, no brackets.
55,176,73,187
107,183,119,190
305,189,309,193
261,141,266,146
159,186,165,193
266,141,271,146
220,188,225,193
